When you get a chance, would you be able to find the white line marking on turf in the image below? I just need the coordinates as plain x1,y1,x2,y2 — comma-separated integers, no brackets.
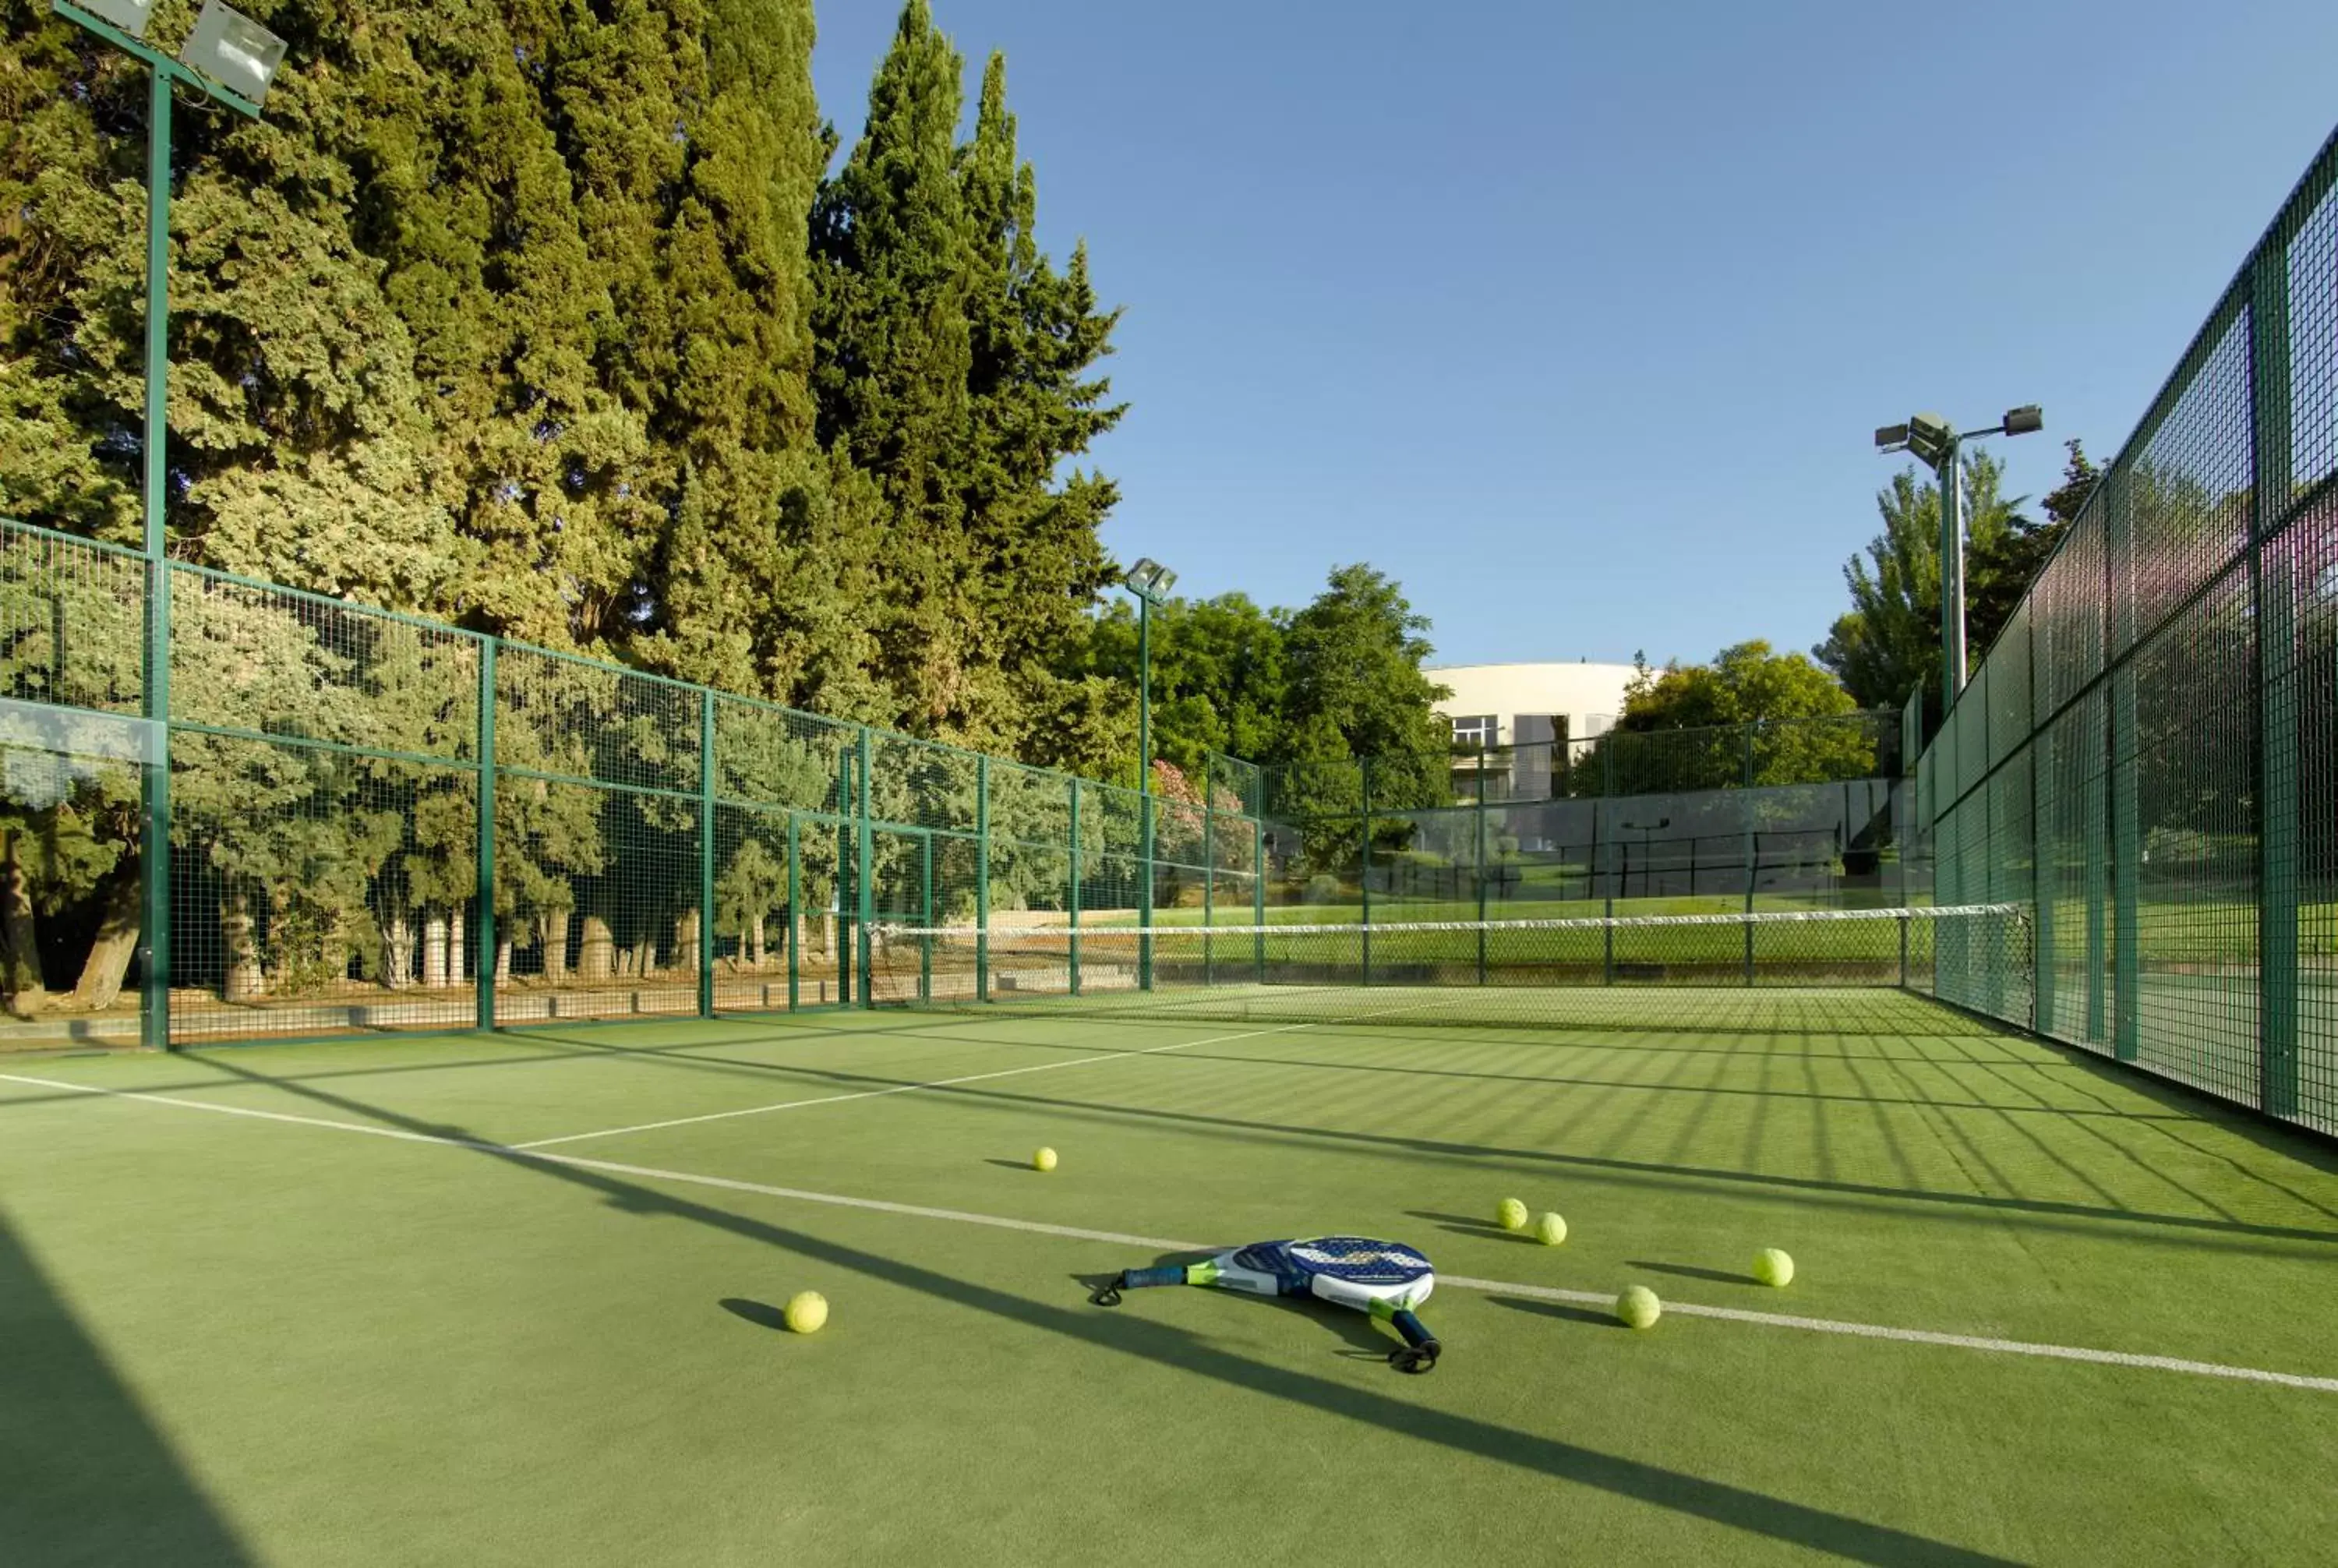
9,1068,2337,1396
509,1005,1444,1150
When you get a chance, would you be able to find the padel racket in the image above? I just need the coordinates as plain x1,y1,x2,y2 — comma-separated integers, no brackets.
1092,1236,1442,1372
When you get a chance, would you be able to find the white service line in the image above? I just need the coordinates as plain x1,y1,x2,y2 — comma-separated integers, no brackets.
510,1004,1445,1150
9,1067,2337,1397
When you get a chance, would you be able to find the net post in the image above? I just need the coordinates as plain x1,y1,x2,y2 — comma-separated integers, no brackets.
1475,750,1489,985
1898,912,1910,988
1068,777,1082,997
698,687,715,1020
786,813,800,1012
1252,816,1266,982
976,756,990,1004
475,637,496,1033
1360,758,1372,987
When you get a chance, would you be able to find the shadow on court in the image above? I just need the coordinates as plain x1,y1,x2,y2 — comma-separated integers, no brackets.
1489,1296,1625,1330
1626,1260,1757,1287
0,1219,253,1566
176,1052,2019,1568
720,1297,792,1332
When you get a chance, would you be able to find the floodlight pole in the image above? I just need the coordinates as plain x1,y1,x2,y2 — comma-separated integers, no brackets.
1121,561,1175,991
1875,406,2040,710
52,2,267,1051
1940,436,1966,708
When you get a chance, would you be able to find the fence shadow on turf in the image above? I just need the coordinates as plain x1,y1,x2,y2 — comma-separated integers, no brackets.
178,1053,2018,1568
0,1218,253,1566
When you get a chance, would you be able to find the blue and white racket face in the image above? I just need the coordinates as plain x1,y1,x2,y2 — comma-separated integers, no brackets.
1283,1237,1432,1287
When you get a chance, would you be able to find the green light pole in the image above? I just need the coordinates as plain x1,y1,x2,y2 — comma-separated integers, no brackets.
1122,557,1178,991
51,0,286,1049
1874,405,2043,708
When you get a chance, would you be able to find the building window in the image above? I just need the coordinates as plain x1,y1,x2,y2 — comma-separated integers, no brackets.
1450,715,1498,750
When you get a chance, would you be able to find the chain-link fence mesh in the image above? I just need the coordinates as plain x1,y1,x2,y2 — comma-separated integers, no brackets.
1905,129,2338,1135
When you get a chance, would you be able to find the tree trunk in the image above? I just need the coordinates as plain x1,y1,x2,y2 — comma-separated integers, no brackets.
223,884,264,1001
579,915,614,980
496,938,513,986
450,906,467,984
71,861,140,1011
0,833,47,1016
749,913,767,971
542,907,570,983
422,912,449,990
383,911,413,990
676,910,699,978
634,938,655,979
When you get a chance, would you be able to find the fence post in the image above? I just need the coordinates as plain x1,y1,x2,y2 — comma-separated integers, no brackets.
1203,793,1214,987
1252,816,1266,983
475,637,496,1033
2250,242,2301,1118
834,741,853,1005
977,756,991,1004
2107,465,2140,1062
919,828,933,1002
1475,750,1489,984
1743,722,1757,987
698,687,715,1019
1068,778,1082,997
1359,758,1372,987
786,813,801,1012
856,729,874,1006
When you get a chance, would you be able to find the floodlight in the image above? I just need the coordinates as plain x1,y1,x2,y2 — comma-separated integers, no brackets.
1874,423,1910,452
76,0,155,38
1904,412,1953,467
1128,557,1164,589
1153,567,1178,594
2001,404,2044,436
178,0,285,107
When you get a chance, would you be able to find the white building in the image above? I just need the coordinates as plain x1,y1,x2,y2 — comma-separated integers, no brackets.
1427,661,1638,796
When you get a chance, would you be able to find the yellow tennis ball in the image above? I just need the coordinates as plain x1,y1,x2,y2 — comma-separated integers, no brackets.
1535,1211,1567,1246
782,1291,828,1334
1496,1197,1529,1231
1753,1247,1794,1287
1033,1146,1058,1172
1616,1285,1662,1330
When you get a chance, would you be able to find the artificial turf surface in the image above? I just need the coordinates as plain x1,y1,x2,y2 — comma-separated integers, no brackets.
4,993,2336,1565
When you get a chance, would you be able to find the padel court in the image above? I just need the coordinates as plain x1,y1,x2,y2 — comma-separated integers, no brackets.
7,990,2336,1566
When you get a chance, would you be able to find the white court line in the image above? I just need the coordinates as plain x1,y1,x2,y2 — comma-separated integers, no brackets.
510,1003,1444,1150
9,1068,2337,1396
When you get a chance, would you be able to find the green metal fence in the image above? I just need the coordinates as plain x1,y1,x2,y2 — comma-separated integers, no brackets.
1251,715,1913,944
1919,127,2338,1137
0,519,1278,1047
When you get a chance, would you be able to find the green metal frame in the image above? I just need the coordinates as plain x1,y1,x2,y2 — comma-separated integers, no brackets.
51,2,266,1051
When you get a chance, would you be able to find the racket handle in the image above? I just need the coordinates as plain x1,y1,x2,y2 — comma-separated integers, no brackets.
1118,1265,1191,1291
1390,1308,1437,1351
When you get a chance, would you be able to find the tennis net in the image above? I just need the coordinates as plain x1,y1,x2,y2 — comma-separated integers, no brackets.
867,903,2033,1030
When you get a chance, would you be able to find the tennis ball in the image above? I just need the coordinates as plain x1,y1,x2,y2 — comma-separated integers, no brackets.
1535,1211,1568,1247
1033,1146,1058,1172
1496,1197,1530,1232
1616,1285,1662,1330
782,1291,828,1334
1753,1247,1794,1287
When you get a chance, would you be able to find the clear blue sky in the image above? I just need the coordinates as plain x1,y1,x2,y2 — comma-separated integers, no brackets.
811,0,2338,669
